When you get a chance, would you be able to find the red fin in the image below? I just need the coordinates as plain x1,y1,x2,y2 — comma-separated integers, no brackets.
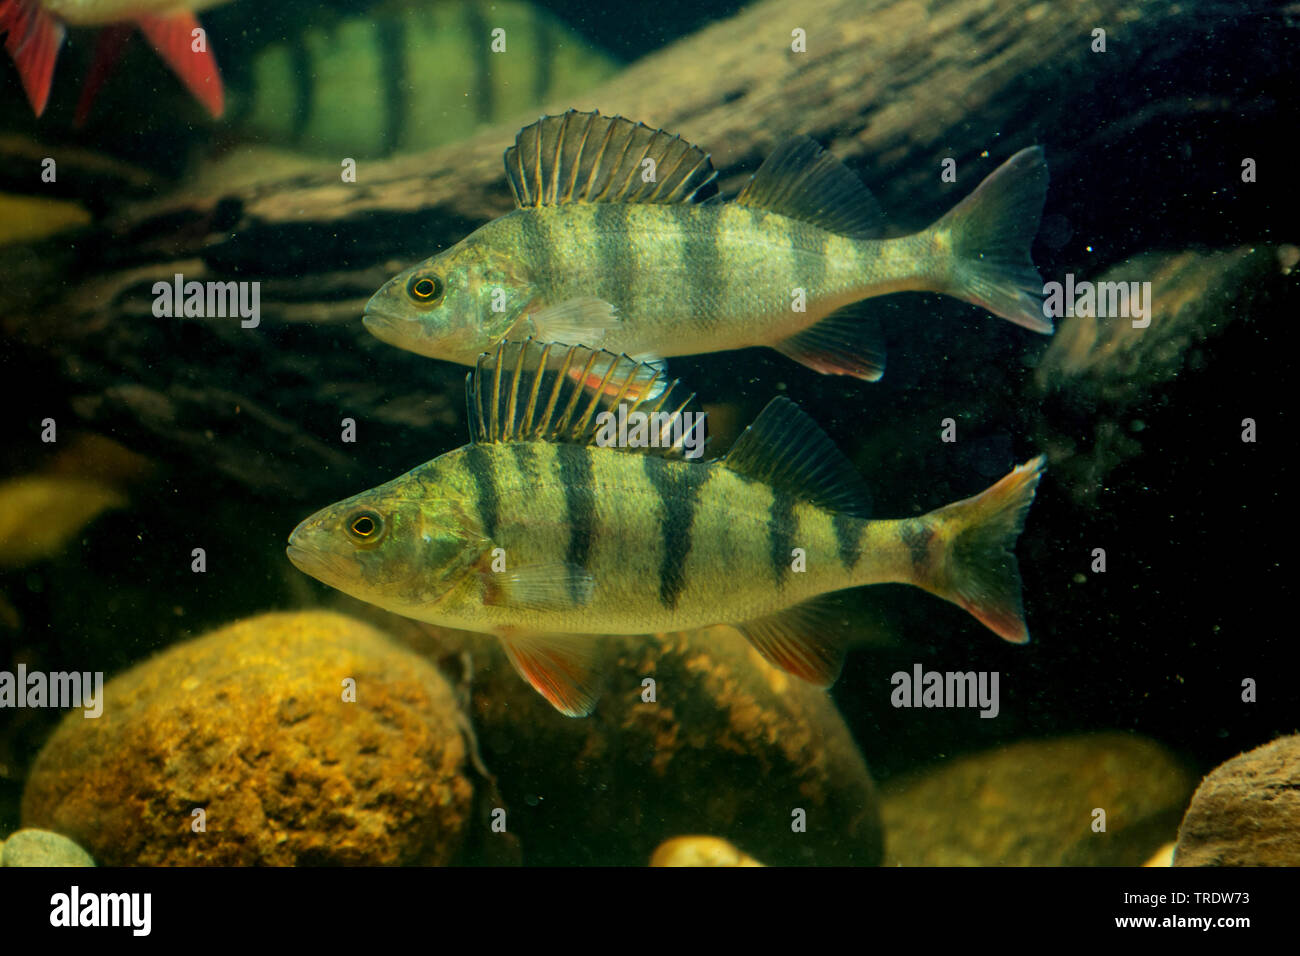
735,595,854,686
1,0,65,116
73,25,132,127
136,12,223,117
498,632,601,717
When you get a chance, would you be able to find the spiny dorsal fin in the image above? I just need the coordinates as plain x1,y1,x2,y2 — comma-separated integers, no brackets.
504,109,719,207
724,397,871,516
736,136,882,238
467,339,707,459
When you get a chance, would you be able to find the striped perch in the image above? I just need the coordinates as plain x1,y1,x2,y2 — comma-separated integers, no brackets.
365,109,1052,380
288,341,1046,717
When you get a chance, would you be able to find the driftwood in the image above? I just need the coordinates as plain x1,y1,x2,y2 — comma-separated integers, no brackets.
0,0,1289,501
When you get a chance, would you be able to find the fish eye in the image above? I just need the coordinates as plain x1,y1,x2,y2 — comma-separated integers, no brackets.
346,510,385,543
407,274,444,304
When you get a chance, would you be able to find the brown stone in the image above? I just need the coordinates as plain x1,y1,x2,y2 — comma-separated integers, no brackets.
403,622,883,866
1174,735,1300,867
20,611,472,865
882,733,1196,865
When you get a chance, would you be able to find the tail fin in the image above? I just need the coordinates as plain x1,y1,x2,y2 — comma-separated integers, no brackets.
1,0,65,117
920,455,1045,643
929,147,1051,333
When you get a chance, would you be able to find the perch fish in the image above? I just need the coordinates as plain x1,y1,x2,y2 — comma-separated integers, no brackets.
287,340,1045,716
364,109,1051,380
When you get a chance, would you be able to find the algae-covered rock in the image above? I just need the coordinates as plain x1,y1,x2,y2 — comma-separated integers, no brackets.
1174,735,1300,867
409,623,883,866
1,827,95,866
881,733,1196,865
21,611,472,865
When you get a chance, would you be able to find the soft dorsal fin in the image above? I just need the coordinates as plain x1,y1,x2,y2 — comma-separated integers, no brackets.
736,136,882,238
724,397,871,516
504,109,719,207
467,339,707,459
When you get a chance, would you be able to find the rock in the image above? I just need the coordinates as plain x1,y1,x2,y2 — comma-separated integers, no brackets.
1033,245,1295,505
21,611,473,865
404,622,883,866
1174,735,1300,867
650,836,764,867
1,828,94,866
881,733,1196,866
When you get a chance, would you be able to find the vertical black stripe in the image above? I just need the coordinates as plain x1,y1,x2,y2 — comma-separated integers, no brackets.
768,490,796,589
832,512,860,571
555,445,595,602
376,16,408,156
510,442,541,486
642,457,710,610
900,519,934,574
463,444,500,541
684,206,722,334
289,37,314,145
594,205,634,308
799,221,829,316
464,4,494,124
516,211,553,298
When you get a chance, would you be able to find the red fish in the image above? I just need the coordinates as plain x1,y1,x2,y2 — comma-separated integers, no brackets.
0,0,227,119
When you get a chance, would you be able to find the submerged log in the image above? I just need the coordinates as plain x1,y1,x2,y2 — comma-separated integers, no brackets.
0,0,1287,501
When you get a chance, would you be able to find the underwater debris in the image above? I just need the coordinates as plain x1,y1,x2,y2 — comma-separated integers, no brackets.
1174,734,1300,867
20,611,473,865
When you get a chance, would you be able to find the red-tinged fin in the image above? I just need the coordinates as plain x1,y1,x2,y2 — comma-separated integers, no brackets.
919,455,1046,644
136,12,223,117
735,594,858,686
498,631,602,717
929,146,1052,333
772,301,886,381
73,25,132,127
1,0,65,117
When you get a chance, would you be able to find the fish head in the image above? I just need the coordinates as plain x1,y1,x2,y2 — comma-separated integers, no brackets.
363,235,536,365
286,465,487,618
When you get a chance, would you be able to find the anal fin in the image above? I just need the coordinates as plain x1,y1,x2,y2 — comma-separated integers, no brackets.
137,12,223,117
74,25,132,126
772,303,886,381
498,631,603,717
1,0,65,116
734,594,858,686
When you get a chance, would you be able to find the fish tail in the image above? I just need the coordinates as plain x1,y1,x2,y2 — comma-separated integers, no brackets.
928,147,1052,333
913,455,1045,643
0,0,65,117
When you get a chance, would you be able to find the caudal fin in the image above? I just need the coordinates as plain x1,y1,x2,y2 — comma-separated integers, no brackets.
930,147,1051,333
1,0,65,117
920,455,1045,643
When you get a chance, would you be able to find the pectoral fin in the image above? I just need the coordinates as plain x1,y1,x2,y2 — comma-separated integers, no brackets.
498,631,603,717
485,562,595,611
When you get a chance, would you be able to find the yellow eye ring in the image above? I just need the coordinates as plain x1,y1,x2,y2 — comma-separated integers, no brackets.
347,510,385,543
407,274,443,304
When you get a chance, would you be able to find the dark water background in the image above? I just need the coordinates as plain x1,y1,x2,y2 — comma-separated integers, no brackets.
0,0,1295,841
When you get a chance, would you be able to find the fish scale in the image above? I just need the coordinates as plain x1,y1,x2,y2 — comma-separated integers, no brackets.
288,340,1046,716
